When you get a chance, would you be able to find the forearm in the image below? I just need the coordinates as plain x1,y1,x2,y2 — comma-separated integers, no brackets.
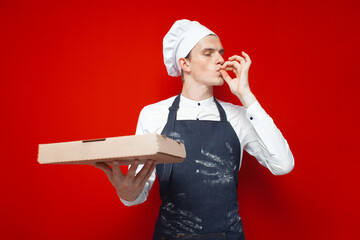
243,101,294,175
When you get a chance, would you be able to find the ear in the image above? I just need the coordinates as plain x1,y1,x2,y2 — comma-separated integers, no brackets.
179,57,191,73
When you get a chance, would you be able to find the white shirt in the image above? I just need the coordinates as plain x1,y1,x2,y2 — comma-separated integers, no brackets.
121,95,294,206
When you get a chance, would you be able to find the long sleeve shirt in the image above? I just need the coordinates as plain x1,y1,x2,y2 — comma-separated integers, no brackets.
120,95,294,206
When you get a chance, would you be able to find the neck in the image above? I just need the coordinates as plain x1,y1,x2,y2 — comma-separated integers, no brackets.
181,81,213,101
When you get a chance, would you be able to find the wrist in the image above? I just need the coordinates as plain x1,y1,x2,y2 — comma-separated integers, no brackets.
237,90,256,108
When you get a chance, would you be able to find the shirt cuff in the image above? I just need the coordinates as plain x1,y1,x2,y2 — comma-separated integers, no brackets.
120,191,146,207
245,100,268,125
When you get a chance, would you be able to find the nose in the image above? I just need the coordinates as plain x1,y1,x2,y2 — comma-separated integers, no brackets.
216,52,224,65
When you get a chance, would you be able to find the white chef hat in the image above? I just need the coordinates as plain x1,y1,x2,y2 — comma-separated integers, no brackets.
163,19,218,77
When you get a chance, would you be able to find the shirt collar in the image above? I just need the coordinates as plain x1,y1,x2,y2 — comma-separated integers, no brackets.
180,94,214,107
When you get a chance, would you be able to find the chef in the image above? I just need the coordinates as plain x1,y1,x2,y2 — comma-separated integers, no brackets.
95,19,294,239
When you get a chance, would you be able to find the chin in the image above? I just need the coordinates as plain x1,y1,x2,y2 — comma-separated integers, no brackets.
213,77,224,86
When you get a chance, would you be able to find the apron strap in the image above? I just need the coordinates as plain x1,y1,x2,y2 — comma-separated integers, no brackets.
214,97,227,122
163,93,181,137
158,94,181,182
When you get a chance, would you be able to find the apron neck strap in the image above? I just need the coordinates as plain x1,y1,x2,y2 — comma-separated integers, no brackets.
213,97,227,122
163,93,181,139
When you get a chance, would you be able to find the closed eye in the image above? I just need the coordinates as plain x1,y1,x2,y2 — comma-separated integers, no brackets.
202,48,225,57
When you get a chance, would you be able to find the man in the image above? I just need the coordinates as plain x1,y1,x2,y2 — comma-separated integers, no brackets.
95,19,294,239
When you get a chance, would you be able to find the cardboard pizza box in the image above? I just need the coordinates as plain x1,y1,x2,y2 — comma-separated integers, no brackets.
38,134,186,165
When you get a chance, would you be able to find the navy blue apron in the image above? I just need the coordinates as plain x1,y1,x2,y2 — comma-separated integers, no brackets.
153,94,245,240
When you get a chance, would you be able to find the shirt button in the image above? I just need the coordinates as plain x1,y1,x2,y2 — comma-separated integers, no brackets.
196,118,199,120
250,117,253,120
198,103,200,106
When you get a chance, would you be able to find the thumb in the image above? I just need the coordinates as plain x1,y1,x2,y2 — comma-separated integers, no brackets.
220,70,231,85
95,162,112,177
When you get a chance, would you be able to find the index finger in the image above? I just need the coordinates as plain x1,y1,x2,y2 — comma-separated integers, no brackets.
228,55,245,63
222,61,241,71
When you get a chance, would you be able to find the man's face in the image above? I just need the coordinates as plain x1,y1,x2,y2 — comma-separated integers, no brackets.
186,35,225,86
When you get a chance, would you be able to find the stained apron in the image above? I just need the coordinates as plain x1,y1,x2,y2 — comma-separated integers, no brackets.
154,94,245,240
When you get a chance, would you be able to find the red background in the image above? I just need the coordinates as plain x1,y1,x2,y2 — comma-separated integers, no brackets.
1,0,359,239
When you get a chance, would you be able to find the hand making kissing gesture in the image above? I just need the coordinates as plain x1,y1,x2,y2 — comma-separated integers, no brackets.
220,51,257,108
